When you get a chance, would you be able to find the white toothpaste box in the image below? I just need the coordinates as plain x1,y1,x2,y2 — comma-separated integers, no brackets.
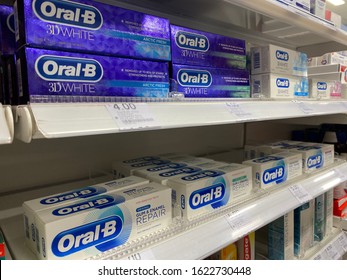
251,44,308,77
309,78,342,99
317,52,347,66
242,152,302,190
251,73,309,99
145,161,229,186
294,200,314,257
22,176,149,256
324,189,334,235
275,142,334,172
310,0,326,19
167,163,252,220
256,141,304,157
33,182,172,260
268,211,294,260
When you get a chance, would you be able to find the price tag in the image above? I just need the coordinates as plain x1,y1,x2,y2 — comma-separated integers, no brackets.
288,184,313,204
293,100,314,115
225,102,255,121
313,254,323,260
325,244,339,260
106,103,160,131
337,233,347,252
225,211,247,232
120,250,155,260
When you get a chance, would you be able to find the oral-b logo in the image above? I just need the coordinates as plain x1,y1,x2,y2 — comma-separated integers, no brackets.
40,186,105,205
175,31,209,52
33,0,103,30
317,82,327,90
181,170,224,181
276,50,289,61
159,167,201,177
35,55,103,82
263,166,285,184
189,183,225,209
276,78,290,88
52,195,114,216
307,155,322,168
177,69,212,87
6,13,15,33
51,215,122,257
146,163,187,172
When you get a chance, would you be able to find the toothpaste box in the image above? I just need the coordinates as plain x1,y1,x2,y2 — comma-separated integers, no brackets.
23,176,149,256
167,163,252,220
294,200,314,257
145,161,229,186
1,55,18,105
33,182,172,259
0,230,5,260
310,0,326,18
309,78,342,99
172,64,250,98
256,141,304,157
0,6,15,55
324,189,333,235
307,57,317,67
242,152,302,190
314,193,325,242
220,243,238,260
281,0,310,12
133,157,213,180
275,142,334,172
251,73,309,98
16,47,169,104
317,52,347,66
237,232,255,260
251,44,308,77
170,25,246,70
268,211,294,260
14,0,171,61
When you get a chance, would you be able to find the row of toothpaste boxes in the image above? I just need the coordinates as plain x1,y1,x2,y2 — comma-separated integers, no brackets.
23,141,334,260
1,0,249,104
1,0,323,104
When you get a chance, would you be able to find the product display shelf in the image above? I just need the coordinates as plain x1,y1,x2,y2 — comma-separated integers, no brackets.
333,216,347,231
226,0,347,47
302,228,347,260
0,104,14,144
86,160,347,260
14,100,347,143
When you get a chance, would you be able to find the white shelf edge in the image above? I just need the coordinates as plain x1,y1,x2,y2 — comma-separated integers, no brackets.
92,160,347,260
14,100,347,140
0,104,14,144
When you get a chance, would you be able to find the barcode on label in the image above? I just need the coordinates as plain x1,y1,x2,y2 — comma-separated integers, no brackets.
122,118,155,124
253,52,261,69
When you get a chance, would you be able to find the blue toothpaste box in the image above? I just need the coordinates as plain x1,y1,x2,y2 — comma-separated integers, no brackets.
170,25,246,69
0,5,15,55
14,0,171,61
16,47,170,103
172,64,250,98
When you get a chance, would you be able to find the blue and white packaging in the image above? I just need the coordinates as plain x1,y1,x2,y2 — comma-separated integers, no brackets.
268,211,294,260
0,5,15,55
255,141,303,157
251,44,308,77
242,152,302,190
294,200,314,257
22,176,149,255
324,189,333,236
310,0,326,19
167,163,252,220
251,73,309,99
314,194,325,242
33,182,172,259
280,0,310,12
275,142,334,172
309,78,342,99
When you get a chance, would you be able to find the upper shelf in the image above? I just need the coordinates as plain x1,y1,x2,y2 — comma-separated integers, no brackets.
0,104,14,145
14,100,347,142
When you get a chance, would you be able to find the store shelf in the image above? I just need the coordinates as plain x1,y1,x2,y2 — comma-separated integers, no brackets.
304,228,347,260
0,104,14,144
333,216,347,231
14,100,347,142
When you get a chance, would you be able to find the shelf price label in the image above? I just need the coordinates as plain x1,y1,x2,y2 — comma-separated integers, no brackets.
334,168,347,182
120,250,155,260
292,100,314,115
225,102,256,121
325,244,340,260
106,103,160,131
288,184,313,204
337,232,347,252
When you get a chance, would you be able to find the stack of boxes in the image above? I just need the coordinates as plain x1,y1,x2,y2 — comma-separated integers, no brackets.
14,0,172,103
307,52,347,99
170,25,250,98
250,44,309,99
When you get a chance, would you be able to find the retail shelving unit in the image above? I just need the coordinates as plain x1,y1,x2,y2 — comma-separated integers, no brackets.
0,104,14,144
2,0,347,260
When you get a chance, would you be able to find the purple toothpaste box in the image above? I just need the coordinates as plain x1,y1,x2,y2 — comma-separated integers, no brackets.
172,64,250,98
170,25,246,70
17,47,169,104
14,0,171,61
0,5,15,55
